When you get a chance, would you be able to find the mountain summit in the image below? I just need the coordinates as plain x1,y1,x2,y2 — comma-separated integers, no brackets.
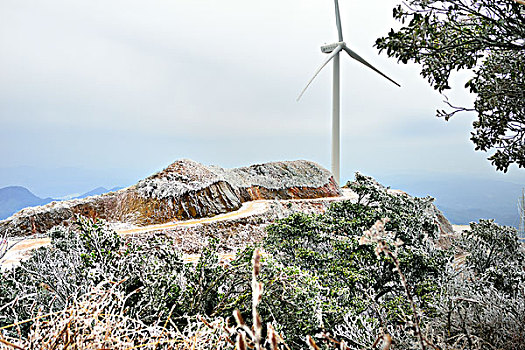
0,159,341,237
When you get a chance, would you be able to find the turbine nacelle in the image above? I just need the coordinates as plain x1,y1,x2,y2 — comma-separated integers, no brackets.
297,40,400,102
321,42,346,54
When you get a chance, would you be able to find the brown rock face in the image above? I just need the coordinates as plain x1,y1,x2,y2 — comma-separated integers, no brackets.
215,161,341,202
0,159,341,236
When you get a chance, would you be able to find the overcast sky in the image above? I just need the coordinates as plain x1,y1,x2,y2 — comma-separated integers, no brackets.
1,0,523,196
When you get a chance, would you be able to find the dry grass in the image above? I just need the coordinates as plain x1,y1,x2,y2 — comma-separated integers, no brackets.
0,281,235,350
231,248,289,350
0,249,289,350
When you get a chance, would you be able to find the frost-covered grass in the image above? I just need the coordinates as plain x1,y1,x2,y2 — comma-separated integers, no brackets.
1,174,524,349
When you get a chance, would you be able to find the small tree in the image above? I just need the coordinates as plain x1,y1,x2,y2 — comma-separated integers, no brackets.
376,0,525,172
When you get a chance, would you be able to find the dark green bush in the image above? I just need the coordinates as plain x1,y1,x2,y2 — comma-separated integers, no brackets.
261,174,452,347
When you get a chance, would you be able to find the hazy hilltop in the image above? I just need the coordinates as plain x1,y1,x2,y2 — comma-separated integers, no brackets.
74,187,111,199
0,186,53,220
0,166,137,199
70,186,124,200
0,186,123,220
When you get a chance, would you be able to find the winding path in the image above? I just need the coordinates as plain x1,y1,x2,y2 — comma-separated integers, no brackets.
0,189,361,270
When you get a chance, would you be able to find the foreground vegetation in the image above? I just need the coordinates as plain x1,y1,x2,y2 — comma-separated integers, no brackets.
0,174,524,349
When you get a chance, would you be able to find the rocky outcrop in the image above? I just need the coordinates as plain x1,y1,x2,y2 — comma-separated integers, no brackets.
0,159,341,236
214,161,340,201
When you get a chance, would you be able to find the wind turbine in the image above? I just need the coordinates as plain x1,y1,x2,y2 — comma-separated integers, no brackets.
297,0,400,185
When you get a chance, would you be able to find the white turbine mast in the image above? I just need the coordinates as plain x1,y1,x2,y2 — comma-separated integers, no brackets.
297,0,400,185
518,188,525,239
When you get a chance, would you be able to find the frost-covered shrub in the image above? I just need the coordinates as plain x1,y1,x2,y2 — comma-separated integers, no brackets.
0,217,183,332
426,220,525,350
3,284,240,350
0,217,254,337
458,219,525,293
263,173,451,347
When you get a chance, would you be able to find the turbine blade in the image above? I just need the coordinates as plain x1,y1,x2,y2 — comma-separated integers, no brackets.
297,45,343,101
334,0,343,42
343,46,400,87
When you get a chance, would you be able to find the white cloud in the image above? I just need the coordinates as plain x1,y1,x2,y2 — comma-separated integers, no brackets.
0,0,523,187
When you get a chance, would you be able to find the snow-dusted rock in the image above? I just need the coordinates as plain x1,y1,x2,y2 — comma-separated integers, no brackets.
0,159,341,236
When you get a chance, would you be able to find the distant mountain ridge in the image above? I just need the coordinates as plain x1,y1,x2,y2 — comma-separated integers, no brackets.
378,174,523,227
74,187,123,199
0,186,54,221
1,168,522,229
0,186,122,221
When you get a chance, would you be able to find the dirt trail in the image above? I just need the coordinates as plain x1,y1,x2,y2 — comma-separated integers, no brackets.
0,190,358,270
117,200,268,236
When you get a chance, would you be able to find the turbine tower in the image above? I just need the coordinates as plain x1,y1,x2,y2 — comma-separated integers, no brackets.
298,0,400,185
